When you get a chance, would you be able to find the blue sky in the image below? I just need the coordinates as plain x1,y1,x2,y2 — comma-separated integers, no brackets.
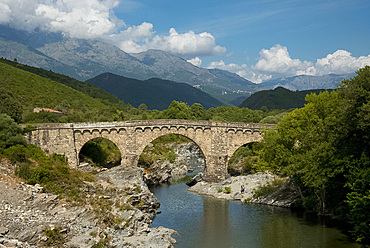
118,0,369,62
1,0,369,83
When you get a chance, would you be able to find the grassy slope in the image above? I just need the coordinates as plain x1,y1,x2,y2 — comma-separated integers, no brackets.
0,61,117,114
0,58,124,105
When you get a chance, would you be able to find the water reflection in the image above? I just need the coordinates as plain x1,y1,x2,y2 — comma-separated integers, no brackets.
151,183,360,248
200,197,230,247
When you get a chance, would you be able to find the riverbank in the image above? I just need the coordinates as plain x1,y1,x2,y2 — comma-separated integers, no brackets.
0,158,177,247
189,172,300,208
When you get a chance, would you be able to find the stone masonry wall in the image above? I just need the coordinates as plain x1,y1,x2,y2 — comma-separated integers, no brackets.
24,120,275,182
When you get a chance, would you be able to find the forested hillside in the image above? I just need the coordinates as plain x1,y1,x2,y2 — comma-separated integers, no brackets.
86,72,224,110
239,87,331,110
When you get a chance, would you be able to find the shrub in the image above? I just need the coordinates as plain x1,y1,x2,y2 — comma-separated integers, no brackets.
224,187,232,194
44,227,65,246
252,178,285,199
0,114,26,150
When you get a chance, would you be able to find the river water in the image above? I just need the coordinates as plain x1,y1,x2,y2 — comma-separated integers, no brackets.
150,182,361,248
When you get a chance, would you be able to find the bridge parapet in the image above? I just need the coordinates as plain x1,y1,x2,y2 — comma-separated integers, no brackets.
25,120,275,182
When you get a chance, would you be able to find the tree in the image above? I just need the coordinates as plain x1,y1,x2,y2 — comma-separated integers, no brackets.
337,66,370,244
0,89,23,123
138,103,148,112
190,103,209,120
256,90,344,214
0,114,27,150
163,101,192,119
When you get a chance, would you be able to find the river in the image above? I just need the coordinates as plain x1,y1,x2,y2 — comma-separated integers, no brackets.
150,182,361,248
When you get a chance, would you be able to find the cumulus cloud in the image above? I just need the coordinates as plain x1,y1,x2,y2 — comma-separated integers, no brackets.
187,57,202,67
208,45,370,84
253,44,313,76
0,2,11,23
0,0,225,58
116,28,226,57
0,0,123,38
315,50,370,75
148,28,226,57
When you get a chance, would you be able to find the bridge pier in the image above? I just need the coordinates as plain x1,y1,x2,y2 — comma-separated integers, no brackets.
203,155,229,182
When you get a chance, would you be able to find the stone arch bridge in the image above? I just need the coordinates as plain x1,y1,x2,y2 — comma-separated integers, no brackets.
25,120,275,182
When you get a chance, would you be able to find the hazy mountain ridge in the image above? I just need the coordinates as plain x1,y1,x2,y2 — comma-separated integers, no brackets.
86,72,224,110
261,74,354,91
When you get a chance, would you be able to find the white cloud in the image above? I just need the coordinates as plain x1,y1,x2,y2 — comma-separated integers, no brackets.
0,0,123,38
0,0,225,58
315,50,370,75
35,0,122,38
187,57,202,67
253,44,313,76
0,2,11,23
208,45,370,83
119,28,226,57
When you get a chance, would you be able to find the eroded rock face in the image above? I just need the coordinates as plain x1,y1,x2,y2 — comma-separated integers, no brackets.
0,159,177,247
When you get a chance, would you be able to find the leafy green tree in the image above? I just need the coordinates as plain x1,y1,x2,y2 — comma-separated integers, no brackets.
256,90,344,214
138,103,148,112
190,103,210,120
0,114,27,150
162,101,192,119
337,66,370,243
0,89,23,123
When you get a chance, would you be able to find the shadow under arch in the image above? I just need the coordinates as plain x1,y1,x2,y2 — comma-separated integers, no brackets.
228,141,260,176
79,137,122,168
137,133,206,179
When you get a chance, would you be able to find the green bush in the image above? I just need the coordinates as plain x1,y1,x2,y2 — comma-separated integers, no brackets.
44,227,65,246
224,187,232,194
165,151,177,163
252,178,285,199
0,114,26,150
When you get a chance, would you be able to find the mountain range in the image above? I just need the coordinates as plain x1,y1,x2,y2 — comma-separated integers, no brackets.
0,24,354,106
0,25,260,104
260,73,354,91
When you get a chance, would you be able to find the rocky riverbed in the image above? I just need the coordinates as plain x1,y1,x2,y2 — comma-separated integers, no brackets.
188,172,300,208
0,158,177,248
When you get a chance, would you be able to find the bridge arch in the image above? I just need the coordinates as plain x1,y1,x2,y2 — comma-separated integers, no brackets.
228,141,260,176
79,137,122,167
134,125,210,163
137,133,206,174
